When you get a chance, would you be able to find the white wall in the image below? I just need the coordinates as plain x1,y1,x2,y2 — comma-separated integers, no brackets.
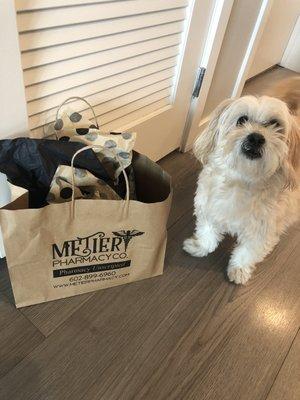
248,0,300,78
0,0,28,139
0,1,29,257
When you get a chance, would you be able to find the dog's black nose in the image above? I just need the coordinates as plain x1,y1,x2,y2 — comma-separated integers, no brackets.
241,133,265,159
246,132,265,147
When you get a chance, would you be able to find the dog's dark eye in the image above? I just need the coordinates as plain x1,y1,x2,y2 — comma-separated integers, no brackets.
265,119,281,128
270,119,279,125
237,115,248,126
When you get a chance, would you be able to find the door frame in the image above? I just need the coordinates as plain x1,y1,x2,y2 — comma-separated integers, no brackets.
231,0,274,98
181,0,274,151
180,0,235,151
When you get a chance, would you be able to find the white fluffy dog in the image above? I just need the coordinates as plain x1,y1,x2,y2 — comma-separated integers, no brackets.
183,78,300,284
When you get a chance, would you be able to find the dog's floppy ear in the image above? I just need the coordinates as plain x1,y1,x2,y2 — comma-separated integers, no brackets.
194,98,234,164
282,119,300,190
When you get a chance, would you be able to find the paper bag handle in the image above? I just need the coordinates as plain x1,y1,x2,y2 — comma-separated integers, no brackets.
43,96,100,139
56,96,99,129
70,145,130,218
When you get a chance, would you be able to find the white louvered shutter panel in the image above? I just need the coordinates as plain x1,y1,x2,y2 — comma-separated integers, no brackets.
14,0,191,136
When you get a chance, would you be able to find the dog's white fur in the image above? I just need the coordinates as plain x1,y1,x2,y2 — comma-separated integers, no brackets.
183,89,300,284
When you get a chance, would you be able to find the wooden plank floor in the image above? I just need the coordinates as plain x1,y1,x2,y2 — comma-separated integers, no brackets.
0,66,299,400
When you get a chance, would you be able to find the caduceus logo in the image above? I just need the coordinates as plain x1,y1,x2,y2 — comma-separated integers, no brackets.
112,230,145,251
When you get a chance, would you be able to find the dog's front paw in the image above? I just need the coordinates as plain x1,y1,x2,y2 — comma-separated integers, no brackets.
183,237,209,257
227,265,253,285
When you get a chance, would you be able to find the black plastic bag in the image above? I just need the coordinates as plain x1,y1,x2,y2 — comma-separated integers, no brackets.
0,138,126,207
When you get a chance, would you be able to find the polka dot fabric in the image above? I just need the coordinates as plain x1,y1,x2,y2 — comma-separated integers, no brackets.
47,165,121,204
53,109,136,180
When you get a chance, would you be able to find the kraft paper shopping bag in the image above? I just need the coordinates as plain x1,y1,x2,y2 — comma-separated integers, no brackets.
0,151,171,307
